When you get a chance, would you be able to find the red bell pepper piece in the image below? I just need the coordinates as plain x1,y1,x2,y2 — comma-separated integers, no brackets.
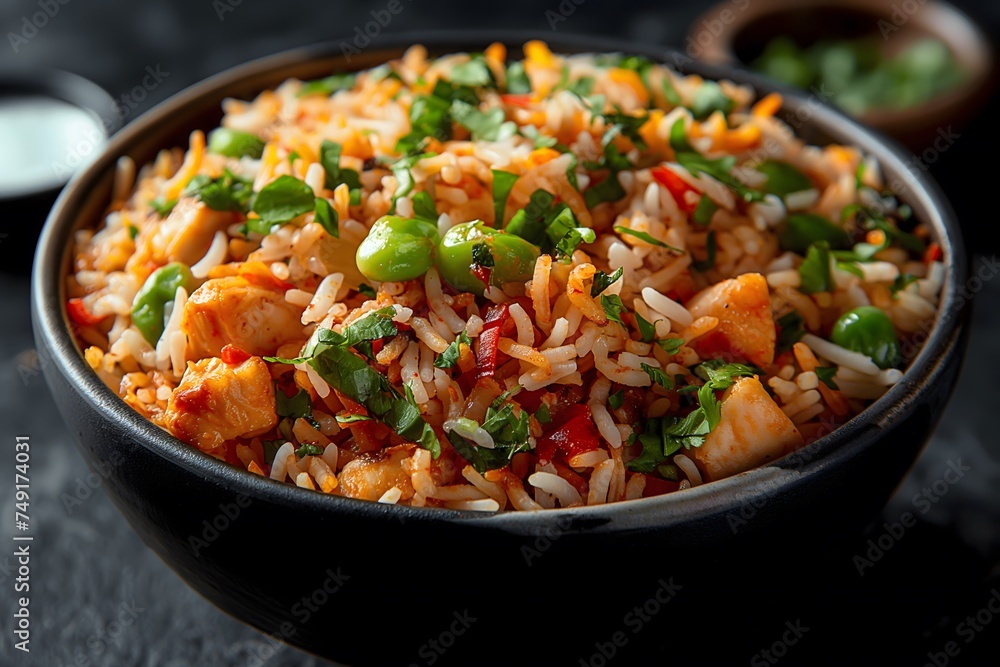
924,241,942,264
651,165,699,213
66,298,106,326
642,475,681,498
475,303,510,380
501,94,532,107
221,344,252,365
536,404,600,464
471,264,492,288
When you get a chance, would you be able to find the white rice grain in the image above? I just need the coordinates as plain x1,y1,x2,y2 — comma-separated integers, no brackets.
567,450,610,468
444,418,495,449
586,459,615,505
860,261,900,283
269,442,295,481
641,287,693,328
802,333,880,376
674,454,703,486
528,471,582,507
590,401,622,448
378,487,403,504
508,303,535,348
191,231,229,279
302,273,344,325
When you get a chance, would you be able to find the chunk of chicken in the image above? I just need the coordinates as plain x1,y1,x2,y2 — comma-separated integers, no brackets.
690,376,803,482
182,276,304,360
132,198,232,268
337,445,416,501
686,272,776,367
162,356,277,456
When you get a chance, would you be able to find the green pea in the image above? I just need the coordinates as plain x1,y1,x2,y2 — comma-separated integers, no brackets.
779,213,852,254
437,221,540,293
207,127,265,159
131,263,194,344
355,215,440,283
830,306,901,369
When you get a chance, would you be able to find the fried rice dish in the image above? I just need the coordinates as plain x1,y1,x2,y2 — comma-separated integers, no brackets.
67,42,946,511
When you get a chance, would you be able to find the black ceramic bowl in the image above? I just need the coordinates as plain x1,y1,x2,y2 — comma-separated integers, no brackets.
32,32,969,666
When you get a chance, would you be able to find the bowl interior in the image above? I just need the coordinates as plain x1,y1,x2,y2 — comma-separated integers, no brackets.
32,32,970,533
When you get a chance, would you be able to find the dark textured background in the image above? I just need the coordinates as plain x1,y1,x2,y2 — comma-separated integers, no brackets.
1,1,999,665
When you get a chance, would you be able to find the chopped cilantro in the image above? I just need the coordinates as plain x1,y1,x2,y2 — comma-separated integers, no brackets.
412,191,438,221
591,267,624,297
534,403,551,424
249,175,316,230
295,443,325,458
815,366,839,390
613,225,683,253
601,294,627,326
635,312,658,343
313,198,338,238
656,337,685,355
756,160,813,198
472,243,495,268
276,388,312,419
554,227,596,261
690,81,735,120
385,152,435,213
609,389,625,410
434,330,472,370
669,118,694,154
149,197,177,217
451,56,495,87
776,310,806,353
319,140,362,192
491,169,519,226
505,61,531,94
184,169,253,214
692,194,718,226
641,363,674,390
451,100,517,142
798,241,833,294
298,73,356,98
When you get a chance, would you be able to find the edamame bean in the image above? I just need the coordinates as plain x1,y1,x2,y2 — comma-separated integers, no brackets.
830,306,901,369
437,221,540,292
131,263,193,344
355,216,439,283
207,127,266,159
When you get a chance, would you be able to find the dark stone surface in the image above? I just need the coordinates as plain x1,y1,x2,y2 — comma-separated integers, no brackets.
1,1,998,665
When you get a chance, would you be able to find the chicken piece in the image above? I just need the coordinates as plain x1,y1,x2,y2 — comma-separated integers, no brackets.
690,376,803,482
182,276,304,360
162,356,277,456
132,198,232,268
337,445,416,501
686,272,776,367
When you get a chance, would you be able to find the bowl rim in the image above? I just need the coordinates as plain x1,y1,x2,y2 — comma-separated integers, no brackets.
31,29,970,534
